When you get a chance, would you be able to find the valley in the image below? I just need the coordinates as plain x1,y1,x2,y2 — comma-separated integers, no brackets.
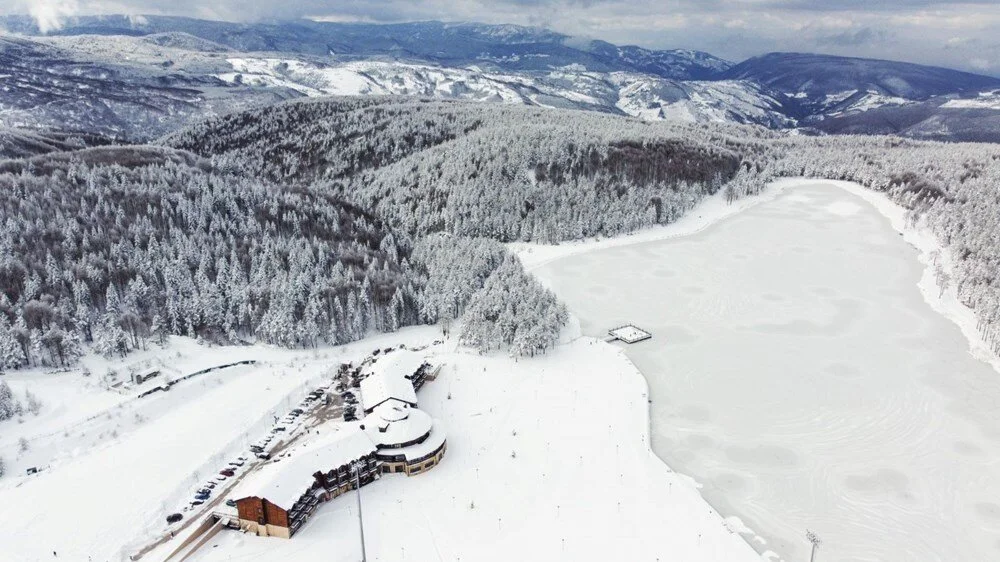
3,11,1000,562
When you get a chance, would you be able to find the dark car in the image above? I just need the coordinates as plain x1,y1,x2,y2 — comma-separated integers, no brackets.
220,468,236,477
225,499,237,507
344,410,358,422
166,513,183,524
191,499,204,506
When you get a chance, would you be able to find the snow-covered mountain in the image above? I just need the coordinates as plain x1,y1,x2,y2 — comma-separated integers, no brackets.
3,16,1000,140
215,57,791,126
0,30,787,139
0,16,732,80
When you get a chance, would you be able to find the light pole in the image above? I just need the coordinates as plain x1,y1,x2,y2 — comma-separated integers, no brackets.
806,529,821,562
352,461,368,562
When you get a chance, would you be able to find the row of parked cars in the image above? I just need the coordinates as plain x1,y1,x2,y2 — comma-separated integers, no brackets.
248,384,331,459
169,378,341,524
343,389,359,421
187,456,247,508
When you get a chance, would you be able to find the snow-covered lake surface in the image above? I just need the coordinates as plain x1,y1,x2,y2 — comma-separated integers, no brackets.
533,182,1000,562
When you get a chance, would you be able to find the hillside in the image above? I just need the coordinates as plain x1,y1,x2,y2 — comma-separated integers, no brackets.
163,97,750,241
722,52,1000,99
0,146,428,366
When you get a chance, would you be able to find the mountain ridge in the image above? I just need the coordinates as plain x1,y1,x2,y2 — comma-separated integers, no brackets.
3,15,1000,141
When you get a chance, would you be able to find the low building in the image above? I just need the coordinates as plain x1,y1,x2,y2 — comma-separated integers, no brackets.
362,401,447,476
233,427,379,538
131,368,161,386
359,350,429,414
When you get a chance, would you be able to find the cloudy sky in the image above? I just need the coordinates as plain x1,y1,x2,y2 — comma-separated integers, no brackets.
10,0,1000,74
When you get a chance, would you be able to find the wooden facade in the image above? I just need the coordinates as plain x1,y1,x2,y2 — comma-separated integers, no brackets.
235,451,380,539
235,497,293,539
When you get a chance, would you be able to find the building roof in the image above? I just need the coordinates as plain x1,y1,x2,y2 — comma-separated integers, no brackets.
393,420,447,463
233,425,376,510
360,351,426,411
363,402,434,448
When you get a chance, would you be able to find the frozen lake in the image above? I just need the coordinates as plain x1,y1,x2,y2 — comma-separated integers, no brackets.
534,182,1000,562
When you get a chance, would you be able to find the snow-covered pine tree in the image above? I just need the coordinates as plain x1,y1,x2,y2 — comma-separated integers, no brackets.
0,379,21,420
0,318,26,370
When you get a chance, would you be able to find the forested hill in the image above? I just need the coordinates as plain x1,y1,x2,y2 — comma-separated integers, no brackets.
163,97,754,241
0,137,567,371
5,97,1000,372
0,147,423,368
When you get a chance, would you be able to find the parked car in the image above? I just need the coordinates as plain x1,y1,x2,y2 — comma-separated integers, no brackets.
195,493,210,501
190,499,204,506
229,459,244,467
203,481,216,489
344,410,358,422
256,452,270,460
220,468,236,477
292,408,304,415
225,499,237,507
166,513,183,524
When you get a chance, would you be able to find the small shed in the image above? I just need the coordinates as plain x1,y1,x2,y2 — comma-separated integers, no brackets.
131,368,161,386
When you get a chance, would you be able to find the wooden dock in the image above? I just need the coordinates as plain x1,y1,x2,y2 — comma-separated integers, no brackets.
607,325,652,344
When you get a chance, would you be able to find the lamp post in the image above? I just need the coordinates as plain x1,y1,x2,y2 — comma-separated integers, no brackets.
352,461,368,562
806,529,821,562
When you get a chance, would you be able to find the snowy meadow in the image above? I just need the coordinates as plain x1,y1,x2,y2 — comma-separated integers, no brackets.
533,181,1000,562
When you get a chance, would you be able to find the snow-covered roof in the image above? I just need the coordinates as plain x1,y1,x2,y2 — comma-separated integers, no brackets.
393,420,447,463
233,425,376,510
609,325,651,343
363,402,433,448
360,351,425,411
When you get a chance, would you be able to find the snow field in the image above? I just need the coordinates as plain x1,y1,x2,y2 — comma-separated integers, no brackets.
180,338,758,562
0,328,445,562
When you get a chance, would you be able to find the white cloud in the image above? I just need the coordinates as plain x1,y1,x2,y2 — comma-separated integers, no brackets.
24,0,80,33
